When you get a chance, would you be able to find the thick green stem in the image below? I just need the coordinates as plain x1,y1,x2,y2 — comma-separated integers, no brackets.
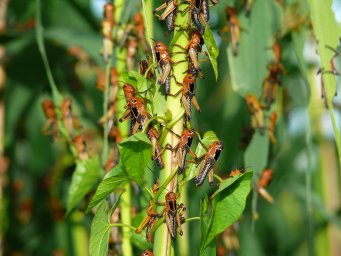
153,3,189,256
114,1,132,256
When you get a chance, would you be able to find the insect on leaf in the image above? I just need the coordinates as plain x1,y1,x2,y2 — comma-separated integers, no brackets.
186,130,218,182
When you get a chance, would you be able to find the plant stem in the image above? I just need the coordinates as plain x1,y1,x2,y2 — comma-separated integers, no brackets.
109,223,137,231
101,60,112,164
153,3,189,255
114,1,132,256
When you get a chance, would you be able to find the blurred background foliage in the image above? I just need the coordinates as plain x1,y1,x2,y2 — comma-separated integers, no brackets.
1,0,341,255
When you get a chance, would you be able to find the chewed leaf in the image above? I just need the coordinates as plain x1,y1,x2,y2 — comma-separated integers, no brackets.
66,156,102,215
118,132,152,185
186,131,219,182
203,25,219,80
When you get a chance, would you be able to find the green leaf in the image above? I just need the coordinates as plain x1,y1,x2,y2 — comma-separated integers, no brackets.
201,172,253,250
228,0,282,97
203,25,219,80
307,0,341,165
66,156,102,215
211,171,251,198
200,196,215,256
121,71,149,92
118,132,152,185
87,164,127,211
186,131,218,182
130,231,152,250
89,201,110,256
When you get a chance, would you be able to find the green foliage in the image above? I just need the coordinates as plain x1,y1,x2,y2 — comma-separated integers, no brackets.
228,0,282,97
203,25,219,80
117,132,152,185
200,172,253,251
87,164,127,211
66,156,102,214
4,0,341,255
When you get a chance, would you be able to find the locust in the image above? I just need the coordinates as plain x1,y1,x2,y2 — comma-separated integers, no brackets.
72,134,89,161
257,169,274,203
126,37,139,70
41,100,58,139
195,141,224,186
101,3,115,63
153,0,178,32
133,12,149,53
139,57,155,79
220,7,240,56
268,112,277,145
245,94,265,134
164,192,186,240
119,96,150,134
154,41,173,94
147,126,164,168
171,73,201,121
263,62,285,108
61,98,81,138
141,250,154,256
135,181,162,243
174,30,205,74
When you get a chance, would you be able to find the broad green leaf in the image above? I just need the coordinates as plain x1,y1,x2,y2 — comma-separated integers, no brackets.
203,25,219,80
87,164,127,211
201,172,253,249
67,156,102,215
186,131,219,182
307,0,341,165
89,201,110,256
120,71,149,92
211,171,252,198
228,0,282,97
118,132,152,185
